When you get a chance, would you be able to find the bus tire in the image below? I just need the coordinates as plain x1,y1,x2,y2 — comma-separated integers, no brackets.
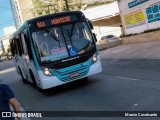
29,70,44,92
19,68,28,84
82,77,88,80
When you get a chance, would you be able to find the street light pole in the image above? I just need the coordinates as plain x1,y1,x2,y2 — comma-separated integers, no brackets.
64,0,69,11
0,40,5,54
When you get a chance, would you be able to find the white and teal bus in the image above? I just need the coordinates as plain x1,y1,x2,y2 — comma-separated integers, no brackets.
10,11,102,90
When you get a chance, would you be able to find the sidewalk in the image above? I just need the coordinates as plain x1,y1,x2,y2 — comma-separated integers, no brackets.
97,39,122,51
100,40,160,60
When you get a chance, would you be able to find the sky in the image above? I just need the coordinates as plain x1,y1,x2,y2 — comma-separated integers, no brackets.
0,0,15,37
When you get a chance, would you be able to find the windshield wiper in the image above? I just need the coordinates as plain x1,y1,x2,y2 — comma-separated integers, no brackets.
43,28,58,41
43,28,61,48
67,24,76,47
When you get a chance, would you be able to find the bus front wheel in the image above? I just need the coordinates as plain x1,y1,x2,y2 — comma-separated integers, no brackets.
19,68,28,84
30,70,37,87
29,71,44,92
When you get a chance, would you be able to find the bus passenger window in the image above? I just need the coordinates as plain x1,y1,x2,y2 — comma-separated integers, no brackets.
16,36,23,56
10,41,15,55
23,31,33,59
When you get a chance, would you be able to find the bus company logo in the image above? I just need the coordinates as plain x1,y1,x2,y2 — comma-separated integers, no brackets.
2,112,11,117
62,56,79,62
2,112,42,118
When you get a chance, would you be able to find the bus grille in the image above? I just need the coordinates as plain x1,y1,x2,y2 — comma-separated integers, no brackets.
60,70,88,82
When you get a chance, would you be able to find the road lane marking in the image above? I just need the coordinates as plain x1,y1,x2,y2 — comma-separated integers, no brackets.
115,76,140,81
0,67,15,75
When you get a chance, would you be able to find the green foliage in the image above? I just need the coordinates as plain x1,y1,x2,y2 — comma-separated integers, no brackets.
31,0,117,17
87,0,117,8
32,0,83,17
7,47,11,54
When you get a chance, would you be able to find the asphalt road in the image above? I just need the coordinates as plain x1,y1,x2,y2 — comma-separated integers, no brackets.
1,41,160,120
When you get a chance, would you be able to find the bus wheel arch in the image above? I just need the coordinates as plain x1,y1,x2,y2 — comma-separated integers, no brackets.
29,69,37,87
29,69,44,91
18,67,28,84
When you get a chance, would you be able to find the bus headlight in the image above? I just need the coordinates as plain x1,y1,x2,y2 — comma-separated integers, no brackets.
92,54,97,64
41,67,52,76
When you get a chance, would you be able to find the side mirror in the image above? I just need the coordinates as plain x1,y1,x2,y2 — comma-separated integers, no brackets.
87,19,93,30
93,33,97,42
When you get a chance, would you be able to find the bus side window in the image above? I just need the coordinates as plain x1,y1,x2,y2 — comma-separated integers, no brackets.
15,35,23,56
13,39,18,55
21,30,33,59
10,40,15,55
21,33,28,55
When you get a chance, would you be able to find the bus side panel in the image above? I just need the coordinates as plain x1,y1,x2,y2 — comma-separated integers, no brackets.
13,56,20,75
28,61,42,87
86,55,102,76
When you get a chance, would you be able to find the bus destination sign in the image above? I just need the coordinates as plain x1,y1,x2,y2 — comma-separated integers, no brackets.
36,15,77,28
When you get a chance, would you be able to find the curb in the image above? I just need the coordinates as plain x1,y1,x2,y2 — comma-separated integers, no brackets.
97,40,122,51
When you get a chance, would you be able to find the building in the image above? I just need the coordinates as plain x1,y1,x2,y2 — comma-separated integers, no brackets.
0,26,16,54
8,0,121,42
9,0,21,28
82,1,121,41
0,36,10,54
9,0,117,27
9,0,83,27
3,26,16,36
9,0,34,27
118,0,160,35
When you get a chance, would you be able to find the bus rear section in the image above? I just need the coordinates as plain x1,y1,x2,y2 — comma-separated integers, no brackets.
11,11,102,90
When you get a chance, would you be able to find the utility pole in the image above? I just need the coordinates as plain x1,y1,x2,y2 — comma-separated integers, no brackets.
0,40,5,54
64,0,69,11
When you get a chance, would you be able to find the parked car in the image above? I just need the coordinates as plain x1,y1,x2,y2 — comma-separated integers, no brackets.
100,34,119,42
6,53,12,60
0,53,12,61
0,56,6,61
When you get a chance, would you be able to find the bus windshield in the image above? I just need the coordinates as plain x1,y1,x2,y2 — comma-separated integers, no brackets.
32,22,93,62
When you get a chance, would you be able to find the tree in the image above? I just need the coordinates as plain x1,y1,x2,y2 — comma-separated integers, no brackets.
31,0,83,17
31,0,116,17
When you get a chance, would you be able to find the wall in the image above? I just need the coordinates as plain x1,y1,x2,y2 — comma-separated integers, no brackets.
121,30,160,44
82,1,121,41
18,0,34,23
92,15,122,41
118,0,160,35
14,0,34,25
9,0,21,28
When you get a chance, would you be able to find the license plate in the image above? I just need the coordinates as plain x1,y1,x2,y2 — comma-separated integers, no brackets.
69,72,80,78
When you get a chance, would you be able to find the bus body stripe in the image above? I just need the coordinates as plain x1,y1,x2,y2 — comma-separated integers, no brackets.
31,43,41,70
